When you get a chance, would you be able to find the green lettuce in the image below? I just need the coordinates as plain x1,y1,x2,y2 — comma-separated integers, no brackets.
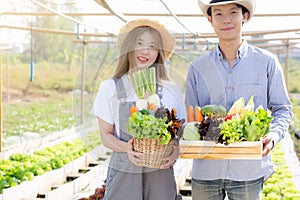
219,107,274,143
126,109,172,144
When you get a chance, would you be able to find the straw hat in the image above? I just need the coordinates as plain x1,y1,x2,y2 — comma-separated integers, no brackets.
198,0,255,21
117,18,176,59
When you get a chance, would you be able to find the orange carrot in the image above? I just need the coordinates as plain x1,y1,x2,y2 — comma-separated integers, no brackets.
171,108,177,118
149,103,155,112
194,106,204,122
187,105,195,122
130,105,138,115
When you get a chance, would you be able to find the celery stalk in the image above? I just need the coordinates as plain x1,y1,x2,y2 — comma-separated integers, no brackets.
147,67,160,108
128,68,160,110
146,67,156,95
129,70,146,99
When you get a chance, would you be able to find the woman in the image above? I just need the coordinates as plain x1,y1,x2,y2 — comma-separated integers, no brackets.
93,18,186,200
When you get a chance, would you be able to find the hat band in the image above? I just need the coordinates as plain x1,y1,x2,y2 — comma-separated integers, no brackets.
210,0,236,3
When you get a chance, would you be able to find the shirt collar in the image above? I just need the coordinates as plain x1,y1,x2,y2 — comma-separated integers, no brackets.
216,40,249,60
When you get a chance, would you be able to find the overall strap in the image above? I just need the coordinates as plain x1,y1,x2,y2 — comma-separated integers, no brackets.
156,83,163,100
114,78,127,100
113,78,132,142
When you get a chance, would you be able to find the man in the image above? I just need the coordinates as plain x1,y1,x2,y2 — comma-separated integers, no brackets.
185,0,293,199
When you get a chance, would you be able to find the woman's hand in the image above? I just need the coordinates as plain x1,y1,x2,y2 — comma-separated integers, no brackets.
262,135,274,157
127,139,145,166
160,145,180,169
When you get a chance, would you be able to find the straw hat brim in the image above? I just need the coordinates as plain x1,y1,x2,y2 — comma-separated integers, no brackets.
198,0,255,21
117,18,176,59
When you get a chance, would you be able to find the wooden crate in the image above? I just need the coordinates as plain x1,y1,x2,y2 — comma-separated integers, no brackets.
179,140,262,160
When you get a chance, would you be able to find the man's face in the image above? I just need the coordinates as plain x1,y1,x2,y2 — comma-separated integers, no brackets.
208,3,249,41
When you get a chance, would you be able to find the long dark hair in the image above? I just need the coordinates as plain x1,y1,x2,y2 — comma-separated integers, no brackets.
113,26,169,81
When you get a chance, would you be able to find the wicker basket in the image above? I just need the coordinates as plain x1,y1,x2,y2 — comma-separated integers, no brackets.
133,138,175,168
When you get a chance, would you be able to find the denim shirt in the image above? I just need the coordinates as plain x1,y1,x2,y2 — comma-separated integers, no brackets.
185,40,292,181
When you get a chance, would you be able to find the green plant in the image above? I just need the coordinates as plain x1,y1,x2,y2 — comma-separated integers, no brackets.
126,109,172,144
0,140,88,193
262,144,300,199
3,99,74,137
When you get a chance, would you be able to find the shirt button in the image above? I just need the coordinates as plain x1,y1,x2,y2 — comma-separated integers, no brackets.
228,70,232,74
227,86,231,90
227,102,231,106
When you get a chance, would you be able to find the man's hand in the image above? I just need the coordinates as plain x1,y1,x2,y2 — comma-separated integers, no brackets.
262,135,274,157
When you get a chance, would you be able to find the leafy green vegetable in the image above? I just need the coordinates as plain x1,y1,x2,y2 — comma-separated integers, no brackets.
183,123,200,140
201,104,226,117
126,109,172,144
0,140,88,193
219,107,273,143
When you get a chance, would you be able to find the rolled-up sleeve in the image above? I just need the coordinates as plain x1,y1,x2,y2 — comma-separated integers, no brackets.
93,80,115,125
267,55,293,146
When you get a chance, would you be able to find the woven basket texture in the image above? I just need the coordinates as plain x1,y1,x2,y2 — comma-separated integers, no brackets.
133,138,175,168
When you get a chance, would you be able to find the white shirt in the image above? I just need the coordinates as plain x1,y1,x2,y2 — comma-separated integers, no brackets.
93,75,187,138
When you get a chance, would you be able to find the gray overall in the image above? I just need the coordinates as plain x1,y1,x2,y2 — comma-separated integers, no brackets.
103,78,177,200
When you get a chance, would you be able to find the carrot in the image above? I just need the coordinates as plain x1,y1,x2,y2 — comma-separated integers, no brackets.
194,106,204,122
187,105,195,122
149,103,155,112
130,105,138,115
171,108,177,118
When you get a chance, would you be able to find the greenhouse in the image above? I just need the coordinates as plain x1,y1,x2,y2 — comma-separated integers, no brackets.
1,0,300,199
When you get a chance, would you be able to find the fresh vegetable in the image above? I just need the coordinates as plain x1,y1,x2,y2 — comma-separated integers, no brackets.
183,96,273,144
136,99,148,110
148,103,155,112
127,67,185,144
145,67,160,109
126,109,172,144
129,70,146,99
128,67,161,111
219,107,273,144
201,104,226,117
144,67,156,94
171,108,177,119
218,95,274,144
183,122,200,140
227,97,244,115
244,95,255,112
128,69,147,110
130,105,139,116
194,106,204,122
187,105,195,122
126,107,185,144
224,113,237,121
148,93,160,107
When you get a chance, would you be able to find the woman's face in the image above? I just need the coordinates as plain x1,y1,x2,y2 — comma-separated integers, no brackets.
133,31,159,69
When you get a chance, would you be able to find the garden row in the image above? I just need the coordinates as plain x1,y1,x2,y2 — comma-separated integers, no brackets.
0,137,111,200
1,135,300,199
